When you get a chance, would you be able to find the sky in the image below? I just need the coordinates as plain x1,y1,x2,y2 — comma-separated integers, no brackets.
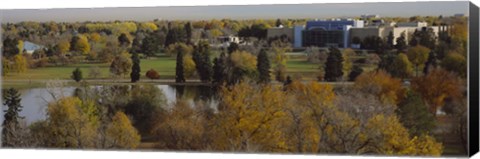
0,1,470,23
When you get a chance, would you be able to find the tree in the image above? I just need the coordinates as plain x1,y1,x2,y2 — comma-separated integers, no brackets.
324,47,343,81
146,69,160,80
2,37,20,58
184,22,193,44
71,67,83,82
407,45,430,76
378,52,397,74
275,18,282,27
110,52,133,77
212,52,227,85
270,40,290,82
70,35,90,54
386,31,394,49
2,58,11,76
46,97,99,148
141,32,163,57
342,48,355,79
395,32,408,52
13,54,28,73
192,41,213,82
88,66,102,79
175,45,186,83
105,111,141,149
227,42,240,54
354,70,404,105
257,49,271,83
441,52,466,78
229,51,258,83
183,54,196,78
348,65,363,81
411,68,462,116
391,53,413,79
130,52,141,82
2,88,24,147
56,40,71,55
423,51,439,75
396,90,435,136
118,33,131,47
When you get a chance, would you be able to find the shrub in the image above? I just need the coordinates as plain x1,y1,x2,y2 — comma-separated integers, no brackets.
146,69,160,80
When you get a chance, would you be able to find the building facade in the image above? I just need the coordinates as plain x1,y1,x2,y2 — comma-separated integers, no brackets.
302,19,364,48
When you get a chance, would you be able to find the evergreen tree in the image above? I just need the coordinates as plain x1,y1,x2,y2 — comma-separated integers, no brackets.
324,47,344,81
175,46,186,83
409,30,419,46
396,91,436,136
130,52,141,83
257,49,271,83
184,22,192,45
2,88,24,147
423,51,438,75
227,42,239,54
71,67,83,82
130,37,142,53
193,41,213,82
386,31,394,49
275,18,282,27
2,37,19,58
118,33,131,47
395,32,408,52
348,65,363,81
212,52,227,85
378,52,397,73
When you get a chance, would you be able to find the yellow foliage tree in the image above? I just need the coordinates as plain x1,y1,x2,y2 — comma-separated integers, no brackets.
56,40,71,55
183,54,196,77
230,51,258,72
105,111,141,149
354,70,404,105
73,35,91,54
46,97,99,148
13,54,28,73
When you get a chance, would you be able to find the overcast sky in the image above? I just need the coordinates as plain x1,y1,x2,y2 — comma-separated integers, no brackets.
0,1,469,23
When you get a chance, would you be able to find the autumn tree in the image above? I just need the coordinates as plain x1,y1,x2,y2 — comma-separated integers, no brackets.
270,40,290,82
324,47,343,81
407,45,430,76
130,52,141,83
110,52,133,78
55,40,71,55
105,111,141,149
2,88,24,147
229,51,258,83
46,97,99,148
342,48,355,80
354,70,404,105
411,68,462,116
70,35,91,54
257,49,271,84
183,54,196,78
13,54,28,73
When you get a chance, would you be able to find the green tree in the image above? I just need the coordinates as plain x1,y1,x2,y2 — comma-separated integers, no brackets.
392,53,413,79
130,52,141,83
71,67,83,82
378,52,397,74
348,65,363,81
175,45,186,83
395,32,408,52
396,90,435,136
184,22,193,45
324,47,343,81
441,52,466,78
2,88,24,147
2,37,20,58
257,49,271,84
213,52,227,85
423,51,438,75
193,41,213,82
407,45,430,77
386,31,394,49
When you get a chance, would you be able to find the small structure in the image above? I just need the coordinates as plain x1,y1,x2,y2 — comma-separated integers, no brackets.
23,41,44,54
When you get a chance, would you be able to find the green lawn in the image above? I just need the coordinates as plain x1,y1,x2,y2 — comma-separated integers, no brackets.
3,56,368,82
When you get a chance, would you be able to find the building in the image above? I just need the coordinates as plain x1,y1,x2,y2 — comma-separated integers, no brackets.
23,41,44,54
216,35,240,48
302,19,364,48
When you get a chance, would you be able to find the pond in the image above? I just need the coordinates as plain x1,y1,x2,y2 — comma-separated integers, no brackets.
1,85,218,125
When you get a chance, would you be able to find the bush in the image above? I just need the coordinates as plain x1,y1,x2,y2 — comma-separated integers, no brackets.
146,69,160,80
71,67,83,82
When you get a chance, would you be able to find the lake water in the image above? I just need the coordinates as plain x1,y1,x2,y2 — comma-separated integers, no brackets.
2,85,217,125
